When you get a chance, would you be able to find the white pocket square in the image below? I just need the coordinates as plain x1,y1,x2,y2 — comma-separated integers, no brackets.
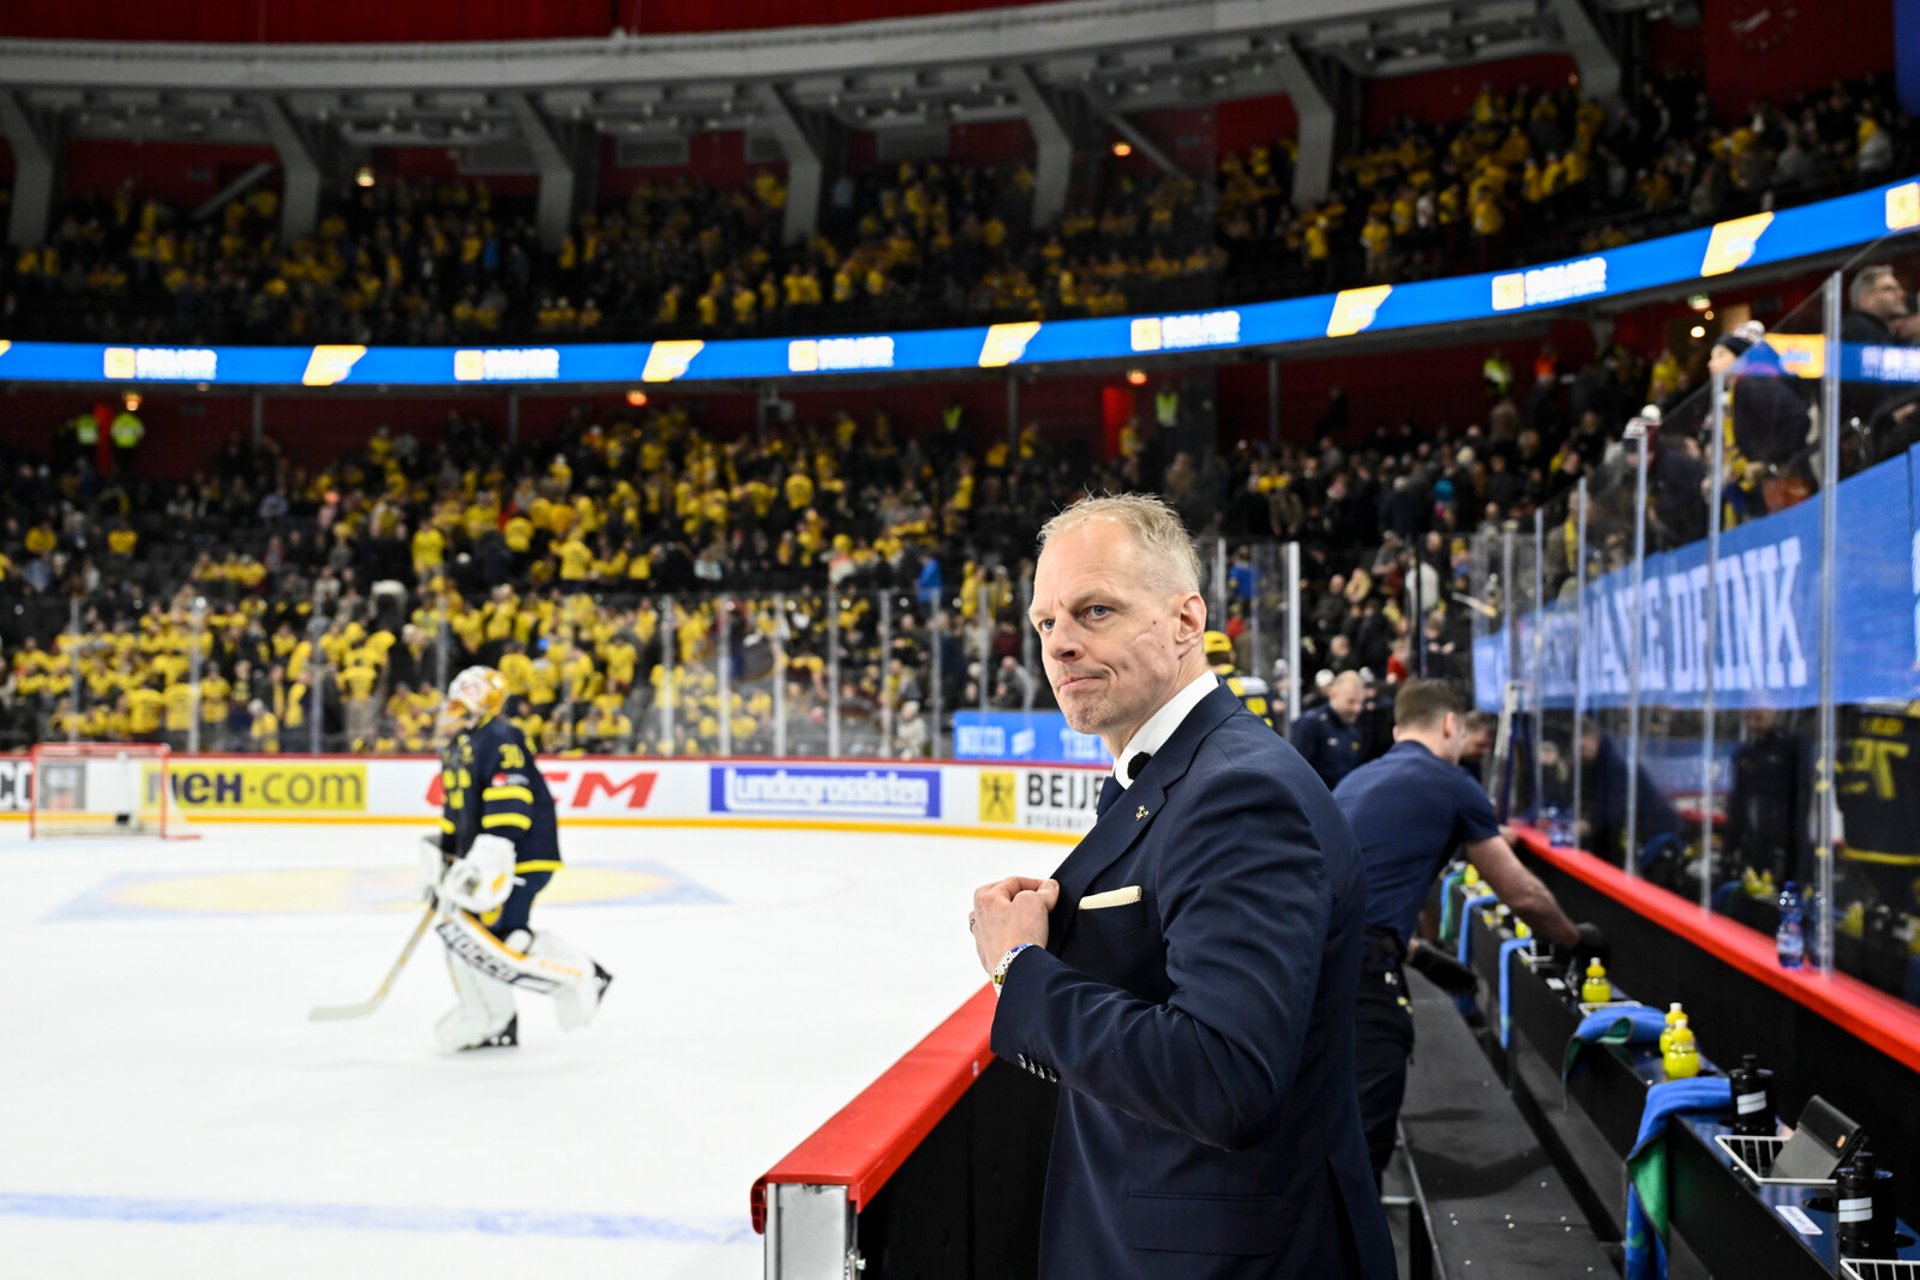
1079,885,1143,910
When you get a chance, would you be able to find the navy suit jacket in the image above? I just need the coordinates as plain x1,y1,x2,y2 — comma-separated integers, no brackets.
992,683,1394,1278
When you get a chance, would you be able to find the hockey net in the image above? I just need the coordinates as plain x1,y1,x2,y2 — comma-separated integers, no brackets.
29,743,198,840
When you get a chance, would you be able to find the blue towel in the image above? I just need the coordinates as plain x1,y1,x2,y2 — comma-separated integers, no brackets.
1498,936,1531,1049
1624,1078,1733,1280
1710,879,1742,913
1562,1006,1664,1081
1438,867,1467,943
1457,894,1498,963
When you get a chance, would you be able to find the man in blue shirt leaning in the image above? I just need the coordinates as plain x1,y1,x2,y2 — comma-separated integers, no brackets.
1333,678,1604,1183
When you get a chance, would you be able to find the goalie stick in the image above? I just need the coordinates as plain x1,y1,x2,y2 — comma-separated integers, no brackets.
308,900,438,1022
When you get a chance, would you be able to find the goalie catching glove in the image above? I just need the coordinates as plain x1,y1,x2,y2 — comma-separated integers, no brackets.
439,834,519,913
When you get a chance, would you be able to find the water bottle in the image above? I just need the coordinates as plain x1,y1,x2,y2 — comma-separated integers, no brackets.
1804,885,1827,969
1580,959,1613,1005
1545,805,1573,848
1659,1002,1687,1055
1727,1052,1776,1137
1776,882,1805,970
1662,1020,1700,1080
1837,1143,1898,1257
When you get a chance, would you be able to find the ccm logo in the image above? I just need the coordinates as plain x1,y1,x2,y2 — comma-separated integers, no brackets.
425,768,658,810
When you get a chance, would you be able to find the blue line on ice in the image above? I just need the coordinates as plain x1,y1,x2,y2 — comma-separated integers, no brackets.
0,1191,759,1245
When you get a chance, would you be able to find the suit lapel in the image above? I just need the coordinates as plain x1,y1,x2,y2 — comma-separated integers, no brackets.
1048,682,1239,949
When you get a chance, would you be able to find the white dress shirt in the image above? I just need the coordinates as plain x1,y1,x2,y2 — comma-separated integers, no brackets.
1109,671,1219,789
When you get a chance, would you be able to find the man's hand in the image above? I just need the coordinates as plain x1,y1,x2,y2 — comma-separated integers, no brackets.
972,875,1059,974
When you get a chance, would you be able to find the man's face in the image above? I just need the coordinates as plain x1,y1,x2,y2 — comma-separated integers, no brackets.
1329,683,1365,722
1860,272,1908,322
1030,521,1200,750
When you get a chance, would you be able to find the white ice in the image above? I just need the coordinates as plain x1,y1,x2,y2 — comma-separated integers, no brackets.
0,821,1060,1278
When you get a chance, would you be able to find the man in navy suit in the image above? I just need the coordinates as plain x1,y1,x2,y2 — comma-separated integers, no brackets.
972,494,1394,1278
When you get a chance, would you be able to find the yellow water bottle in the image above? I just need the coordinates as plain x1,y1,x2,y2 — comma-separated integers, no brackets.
1663,1019,1700,1079
1580,959,1612,1004
1660,1002,1687,1055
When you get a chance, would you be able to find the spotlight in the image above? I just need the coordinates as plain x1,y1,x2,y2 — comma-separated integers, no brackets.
1111,141,1133,158
1126,369,1148,386
354,166,375,188
1689,325,1706,339
626,390,649,407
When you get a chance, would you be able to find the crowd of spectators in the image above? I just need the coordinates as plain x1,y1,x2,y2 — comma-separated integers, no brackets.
0,254,1812,761
0,73,1903,347
1223,72,1909,299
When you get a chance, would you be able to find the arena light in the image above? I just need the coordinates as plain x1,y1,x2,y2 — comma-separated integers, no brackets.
354,166,375,189
625,389,649,407
1688,294,1712,311
1126,368,1148,385
1111,141,1133,158
122,393,141,411
1690,325,1706,339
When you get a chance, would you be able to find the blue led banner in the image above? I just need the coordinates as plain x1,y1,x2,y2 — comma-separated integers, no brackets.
950,711,1111,765
3,178,1916,390
1472,445,1920,712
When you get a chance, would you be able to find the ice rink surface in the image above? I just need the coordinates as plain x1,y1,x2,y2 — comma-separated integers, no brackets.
0,820,1060,1278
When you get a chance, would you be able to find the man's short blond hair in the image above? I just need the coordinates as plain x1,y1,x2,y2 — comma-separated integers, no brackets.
1037,493,1202,596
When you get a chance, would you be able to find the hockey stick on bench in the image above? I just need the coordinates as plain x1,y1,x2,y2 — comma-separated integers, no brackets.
309,900,438,1022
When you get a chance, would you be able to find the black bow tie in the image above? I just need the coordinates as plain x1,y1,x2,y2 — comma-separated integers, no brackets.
1126,752,1152,782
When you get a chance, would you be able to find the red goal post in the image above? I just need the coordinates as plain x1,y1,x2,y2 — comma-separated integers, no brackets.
28,743,199,840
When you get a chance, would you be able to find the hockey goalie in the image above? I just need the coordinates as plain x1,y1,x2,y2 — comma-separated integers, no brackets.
426,665,613,1052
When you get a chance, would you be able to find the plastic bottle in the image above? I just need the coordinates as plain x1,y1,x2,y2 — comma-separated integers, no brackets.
1804,884,1827,969
1580,959,1612,1005
1776,882,1805,970
1659,1002,1687,1055
1837,1142,1897,1257
1727,1052,1776,1137
1544,805,1571,847
1662,1019,1700,1079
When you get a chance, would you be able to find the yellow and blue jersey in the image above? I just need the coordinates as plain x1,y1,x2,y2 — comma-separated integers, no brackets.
440,714,561,872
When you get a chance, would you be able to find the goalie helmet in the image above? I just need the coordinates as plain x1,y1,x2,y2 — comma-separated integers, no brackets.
446,665,508,726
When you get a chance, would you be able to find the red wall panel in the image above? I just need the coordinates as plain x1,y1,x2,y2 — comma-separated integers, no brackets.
1364,53,1579,134
1216,94,1299,155
0,0,616,43
599,131,785,197
947,122,1034,169
372,147,539,198
1698,0,1889,111
63,140,280,206
0,0,1060,42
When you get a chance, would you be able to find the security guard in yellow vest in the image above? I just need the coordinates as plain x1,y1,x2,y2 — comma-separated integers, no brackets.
110,402,146,478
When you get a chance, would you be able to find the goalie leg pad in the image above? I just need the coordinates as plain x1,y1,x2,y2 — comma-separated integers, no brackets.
527,931,613,1031
436,954,518,1052
436,909,580,996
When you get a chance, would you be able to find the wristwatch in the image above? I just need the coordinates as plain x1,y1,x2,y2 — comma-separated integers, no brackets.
992,943,1034,995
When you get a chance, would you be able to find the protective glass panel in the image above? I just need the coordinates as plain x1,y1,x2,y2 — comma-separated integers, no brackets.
1830,252,1920,1001
1573,388,1659,871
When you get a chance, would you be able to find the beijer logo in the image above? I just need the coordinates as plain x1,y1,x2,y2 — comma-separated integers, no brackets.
424,768,657,810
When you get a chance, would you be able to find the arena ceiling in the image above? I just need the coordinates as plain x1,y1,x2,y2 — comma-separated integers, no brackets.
0,0,1676,156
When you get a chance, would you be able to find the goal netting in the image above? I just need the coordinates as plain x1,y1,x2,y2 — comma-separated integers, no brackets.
29,743,197,840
